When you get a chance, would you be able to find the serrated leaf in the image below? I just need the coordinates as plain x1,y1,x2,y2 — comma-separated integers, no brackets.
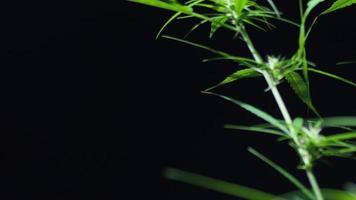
285,71,319,116
210,16,228,38
163,168,285,200
205,68,260,91
248,148,315,200
202,91,288,133
322,0,356,14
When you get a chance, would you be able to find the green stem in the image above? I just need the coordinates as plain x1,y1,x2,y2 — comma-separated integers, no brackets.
239,25,263,64
307,170,324,200
240,27,324,200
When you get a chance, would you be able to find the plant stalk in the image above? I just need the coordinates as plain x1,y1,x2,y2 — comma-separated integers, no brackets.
240,27,324,200
239,25,263,64
307,170,324,200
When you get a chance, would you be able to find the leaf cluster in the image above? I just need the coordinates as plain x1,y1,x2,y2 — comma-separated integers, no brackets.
129,0,356,199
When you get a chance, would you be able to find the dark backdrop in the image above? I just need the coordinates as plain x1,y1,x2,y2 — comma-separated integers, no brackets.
0,1,355,199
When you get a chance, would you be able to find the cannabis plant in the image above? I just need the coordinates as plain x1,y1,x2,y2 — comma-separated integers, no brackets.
129,0,356,199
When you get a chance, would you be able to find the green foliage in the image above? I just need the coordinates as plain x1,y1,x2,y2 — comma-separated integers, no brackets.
293,117,304,133
164,168,286,200
305,0,325,17
321,189,356,200
203,91,289,133
129,0,193,14
225,124,287,137
164,168,356,200
235,0,249,16
248,148,315,200
130,1,356,199
210,16,228,38
155,0,204,38
308,68,356,87
205,68,260,91
323,0,356,14
285,71,319,116
291,119,356,162
319,116,356,128
283,189,356,200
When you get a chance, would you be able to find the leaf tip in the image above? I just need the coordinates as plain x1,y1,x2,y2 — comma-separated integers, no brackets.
162,167,179,180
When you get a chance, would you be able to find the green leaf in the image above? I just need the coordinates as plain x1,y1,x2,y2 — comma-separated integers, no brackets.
235,0,249,15
285,71,319,117
282,189,356,200
320,116,356,128
321,189,356,200
293,117,304,132
336,60,356,65
162,35,256,64
162,35,229,57
163,168,286,200
322,0,356,14
322,132,356,143
184,19,209,38
266,0,281,17
205,68,260,91
210,16,228,38
344,182,356,194
156,12,182,39
308,68,356,87
129,0,193,14
224,124,287,137
202,91,288,133
305,0,325,17
248,148,315,200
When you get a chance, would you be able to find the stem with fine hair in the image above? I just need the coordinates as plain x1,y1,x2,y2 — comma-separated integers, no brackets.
239,26,324,200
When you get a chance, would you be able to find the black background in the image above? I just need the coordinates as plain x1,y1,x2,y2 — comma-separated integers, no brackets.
0,1,355,199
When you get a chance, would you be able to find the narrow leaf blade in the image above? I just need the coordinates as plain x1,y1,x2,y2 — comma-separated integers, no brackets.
321,189,356,200
305,0,325,17
156,12,182,39
266,0,281,17
308,68,356,87
322,0,356,14
225,124,287,137
322,132,356,143
248,148,315,200
320,116,356,128
162,35,230,57
164,168,285,200
210,16,228,38
205,68,260,91
203,91,288,133
129,0,193,14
